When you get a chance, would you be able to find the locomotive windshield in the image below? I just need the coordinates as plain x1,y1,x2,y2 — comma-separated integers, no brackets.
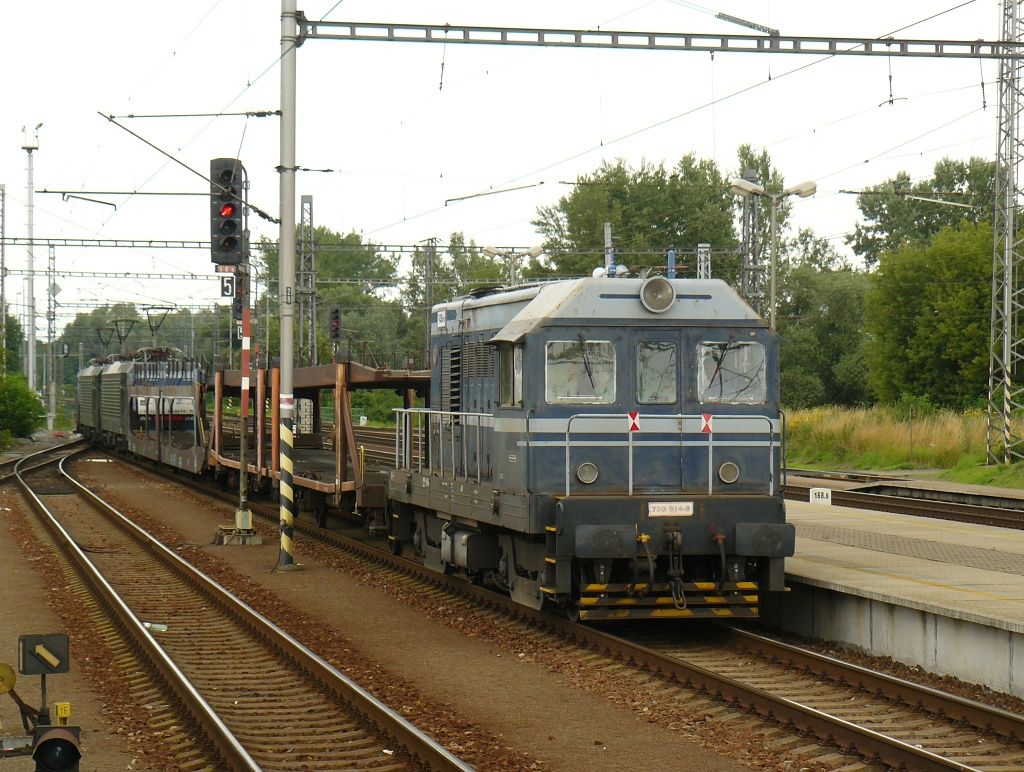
546,339,615,403
636,341,677,404
697,340,767,404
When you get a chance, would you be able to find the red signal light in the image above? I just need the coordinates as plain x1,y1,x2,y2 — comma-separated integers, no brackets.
219,202,236,218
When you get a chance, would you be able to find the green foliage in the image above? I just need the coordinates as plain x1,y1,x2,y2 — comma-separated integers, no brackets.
847,157,994,266
254,226,417,367
2,314,23,376
258,226,399,298
0,375,44,437
780,369,826,409
350,389,405,425
785,404,985,470
890,393,939,421
864,221,991,408
776,230,869,407
529,156,738,278
940,453,1024,489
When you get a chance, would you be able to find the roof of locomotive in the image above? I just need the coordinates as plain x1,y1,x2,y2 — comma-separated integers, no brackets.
478,277,763,343
100,360,135,375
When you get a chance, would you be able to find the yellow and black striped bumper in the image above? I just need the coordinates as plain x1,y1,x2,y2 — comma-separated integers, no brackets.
574,581,759,621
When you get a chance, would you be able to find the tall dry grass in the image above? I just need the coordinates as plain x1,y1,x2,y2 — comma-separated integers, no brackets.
785,405,994,469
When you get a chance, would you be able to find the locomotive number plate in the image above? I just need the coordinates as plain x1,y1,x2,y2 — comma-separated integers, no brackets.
648,501,693,517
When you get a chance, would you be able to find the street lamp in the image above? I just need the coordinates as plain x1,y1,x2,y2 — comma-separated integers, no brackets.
729,178,817,331
482,245,543,286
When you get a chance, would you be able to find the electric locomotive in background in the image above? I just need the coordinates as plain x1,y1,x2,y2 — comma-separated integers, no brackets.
387,275,793,620
76,348,208,474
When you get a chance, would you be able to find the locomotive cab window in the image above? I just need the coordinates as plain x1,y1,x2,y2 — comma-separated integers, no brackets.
546,339,615,404
637,341,677,404
697,340,767,404
499,344,523,407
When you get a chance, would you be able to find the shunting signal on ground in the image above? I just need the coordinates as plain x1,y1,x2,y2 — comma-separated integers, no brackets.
32,724,80,772
18,635,69,676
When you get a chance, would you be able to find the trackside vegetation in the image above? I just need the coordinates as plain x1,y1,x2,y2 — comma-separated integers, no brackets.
0,375,45,449
785,404,1024,488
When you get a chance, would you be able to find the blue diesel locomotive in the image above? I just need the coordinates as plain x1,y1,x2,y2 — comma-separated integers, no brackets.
387,275,794,620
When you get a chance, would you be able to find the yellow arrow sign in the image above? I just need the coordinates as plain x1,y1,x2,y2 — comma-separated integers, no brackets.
34,644,60,669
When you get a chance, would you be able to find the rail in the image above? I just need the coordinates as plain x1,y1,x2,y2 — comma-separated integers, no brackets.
565,412,779,497
31,453,470,771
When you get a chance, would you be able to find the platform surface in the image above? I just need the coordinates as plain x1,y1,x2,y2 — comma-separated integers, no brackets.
786,499,1024,633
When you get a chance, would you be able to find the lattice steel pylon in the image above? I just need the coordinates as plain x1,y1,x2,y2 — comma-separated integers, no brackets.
738,168,766,315
988,0,1024,464
297,194,317,366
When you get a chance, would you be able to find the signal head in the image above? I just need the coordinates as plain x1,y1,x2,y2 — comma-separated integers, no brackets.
210,158,245,266
32,725,81,772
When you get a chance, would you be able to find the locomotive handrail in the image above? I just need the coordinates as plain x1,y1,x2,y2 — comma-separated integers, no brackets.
564,412,779,497
780,409,788,488
394,407,491,483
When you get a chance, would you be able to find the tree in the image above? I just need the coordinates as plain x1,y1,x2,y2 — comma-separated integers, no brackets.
257,226,400,299
257,226,411,367
529,156,738,277
847,157,994,266
2,313,23,376
0,375,44,437
864,221,991,407
776,230,870,407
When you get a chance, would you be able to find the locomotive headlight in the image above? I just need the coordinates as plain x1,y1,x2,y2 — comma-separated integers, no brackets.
718,461,740,484
640,276,675,313
576,462,599,484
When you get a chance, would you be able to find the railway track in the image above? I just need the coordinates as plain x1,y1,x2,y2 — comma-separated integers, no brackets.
631,627,1024,771
16,452,469,771
117,452,1024,771
0,438,88,482
783,482,1024,529
784,467,909,483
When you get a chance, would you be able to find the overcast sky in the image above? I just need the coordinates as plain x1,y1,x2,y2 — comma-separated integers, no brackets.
0,1,1004,335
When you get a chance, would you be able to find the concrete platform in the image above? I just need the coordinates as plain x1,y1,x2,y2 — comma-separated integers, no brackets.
762,499,1024,696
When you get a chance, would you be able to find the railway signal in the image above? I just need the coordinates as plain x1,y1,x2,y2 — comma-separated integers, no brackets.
210,158,245,265
328,305,342,343
0,635,82,771
32,724,80,772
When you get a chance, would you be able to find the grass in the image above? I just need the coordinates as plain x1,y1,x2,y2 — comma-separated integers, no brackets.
785,405,986,470
783,404,1024,488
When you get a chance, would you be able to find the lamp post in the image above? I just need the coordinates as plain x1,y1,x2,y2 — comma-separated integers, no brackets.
482,245,543,286
729,177,817,331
